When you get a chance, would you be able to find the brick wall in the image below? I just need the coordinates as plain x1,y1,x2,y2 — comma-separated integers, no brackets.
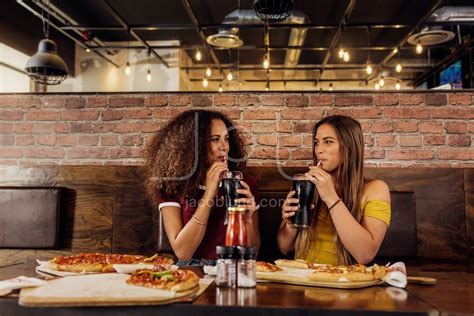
0,92,473,167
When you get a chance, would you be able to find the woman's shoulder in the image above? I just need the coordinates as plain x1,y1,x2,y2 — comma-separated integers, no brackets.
362,178,390,203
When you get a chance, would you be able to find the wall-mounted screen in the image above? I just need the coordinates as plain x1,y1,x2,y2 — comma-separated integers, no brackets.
439,60,462,86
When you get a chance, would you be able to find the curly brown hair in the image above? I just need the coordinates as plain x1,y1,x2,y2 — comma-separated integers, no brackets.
144,109,246,209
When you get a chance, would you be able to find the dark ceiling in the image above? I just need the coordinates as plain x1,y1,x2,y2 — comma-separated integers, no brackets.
7,0,474,88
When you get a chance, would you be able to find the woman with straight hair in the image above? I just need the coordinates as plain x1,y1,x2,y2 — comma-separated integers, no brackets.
144,110,260,266
277,115,391,265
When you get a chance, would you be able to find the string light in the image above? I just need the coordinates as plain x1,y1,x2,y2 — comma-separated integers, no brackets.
195,50,202,61
416,42,423,54
146,69,152,82
338,48,344,59
379,76,385,87
263,56,269,69
375,83,380,90
125,62,131,76
396,63,402,72
328,83,333,91
205,67,212,77
227,71,233,81
395,80,401,90
218,84,223,92
202,78,208,88
366,64,373,75
343,51,350,62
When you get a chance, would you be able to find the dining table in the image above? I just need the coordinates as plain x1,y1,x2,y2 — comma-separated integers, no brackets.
0,260,472,316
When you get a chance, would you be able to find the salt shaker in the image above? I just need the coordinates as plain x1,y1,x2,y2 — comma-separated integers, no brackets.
237,246,256,288
216,245,237,288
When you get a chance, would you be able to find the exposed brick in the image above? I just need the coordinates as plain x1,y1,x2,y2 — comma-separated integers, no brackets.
418,122,444,133
24,147,65,159
447,135,471,147
214,95,237,106
120,135,143,146
370,122,393,133
67,148,108,159
18,96,42,108
0,97,19,107
25,111,60,121
399,94,424,105
219,109,241,120
145,95,168,107
54,123,70,133
309,94,332,106
294,122,312,133
445,121,467,134
15,135,34,146
37,135,56,146
387,150,434,160
78,135,99,146
279,135,301,147
0,147,23,158
153,108,186,119
376,136,397,147
243,109,277,120
302,135,313,148
326,108,352,117
438,148,474,160
423,136,446,146
102,109,123,121
281,108,323,120
109,147,143,159
142,122,162,133
334,94,373,106
92,122,114,133
65,97,86,109
123,108,152,119
109,96,144,108
374,94,399,106
384,108,430,119
33,124,53,133
431,108,474,119
113,122,142,133
251,123,274,133
365,149,386,159
291,148,313,160
56,135,77,146
364,136,374,147
399,136,422,147
286,95,308,107
252,147,289,159
238,95,260,106
351,108,382,118
86,96,108,108
448,93,472,106
0,110,24,120
168,95,191,106
394,121,418,132
276,121,293,133
100,136,119,146
425,93,447,106
261,95,285,106
70,123,92,133
60,110,100,121
13,123,33,133
257,135,277,146
192,95,212,107
0,135,14,146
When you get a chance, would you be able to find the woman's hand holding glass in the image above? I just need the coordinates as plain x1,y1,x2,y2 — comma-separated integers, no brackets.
235,181,257,219
205,161,228,197
305,166,339,206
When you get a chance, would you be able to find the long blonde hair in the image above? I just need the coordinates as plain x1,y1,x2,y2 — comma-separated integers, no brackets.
295,115,365,265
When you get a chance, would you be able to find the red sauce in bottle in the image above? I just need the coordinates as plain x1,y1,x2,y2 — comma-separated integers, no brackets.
225,207,248,246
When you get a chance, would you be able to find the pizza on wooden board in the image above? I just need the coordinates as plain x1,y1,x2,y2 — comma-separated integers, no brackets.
256,261,283,272
274,259,322,269
47,253,174,273
307,264,389,282
127,268,199,292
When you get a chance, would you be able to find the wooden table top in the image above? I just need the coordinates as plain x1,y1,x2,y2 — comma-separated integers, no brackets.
0,261,472,315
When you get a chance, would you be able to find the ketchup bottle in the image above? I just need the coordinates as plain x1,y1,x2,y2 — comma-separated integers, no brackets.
225,206,248,246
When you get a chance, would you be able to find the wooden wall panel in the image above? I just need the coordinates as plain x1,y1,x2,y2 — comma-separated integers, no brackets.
465,169,474,272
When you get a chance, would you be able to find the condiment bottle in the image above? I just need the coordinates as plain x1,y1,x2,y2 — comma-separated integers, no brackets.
216,245,236,288
225,206,248,246
237,246,256,288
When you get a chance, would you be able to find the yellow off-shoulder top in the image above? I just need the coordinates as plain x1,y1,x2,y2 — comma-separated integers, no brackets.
303,200,391,265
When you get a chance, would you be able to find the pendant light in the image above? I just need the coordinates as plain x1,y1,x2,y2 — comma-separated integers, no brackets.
146,70,152,82
395,80,401,90
366,27,373,75
416,41,423,54
379,76,385,87
202,78,209,88
218,84,223,92
195,49,202,61
25,0,68,85
328,83,333,91
125,35,131,76
395,48,402,72
206,67,212,77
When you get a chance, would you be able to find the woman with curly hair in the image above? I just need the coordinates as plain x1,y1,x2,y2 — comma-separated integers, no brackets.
277,115,391,265
144,110,260,266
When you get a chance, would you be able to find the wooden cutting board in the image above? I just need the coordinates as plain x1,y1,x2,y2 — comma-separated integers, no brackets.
19,273,209,307
257,271,381,289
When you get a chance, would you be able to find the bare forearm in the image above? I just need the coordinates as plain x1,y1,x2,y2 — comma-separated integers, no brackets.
277,221,298,255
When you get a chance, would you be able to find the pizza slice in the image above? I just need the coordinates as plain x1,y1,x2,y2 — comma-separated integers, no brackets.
127,268,199,292
274,259,311,269
256,261,283,272
103,254,148,272
48,253,107,273
308,263,389,282
140,254,175,266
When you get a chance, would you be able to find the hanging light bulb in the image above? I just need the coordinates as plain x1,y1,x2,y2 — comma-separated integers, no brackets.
375,83,380,90
202,78,208,88
395,80,401,90
125,62,131,76
343,51,350,62
416,43,423,54
263,56,270,69
396,63,402,72
379,76,385,87
205,67,212,77
218,84,223,93
328,83,333,91
366,64,373,75
265,85,269,91
146,69,152,82
338,48,344,59
227,71,233,81
393,48,398,54
86,48,91,53
195,50,202,61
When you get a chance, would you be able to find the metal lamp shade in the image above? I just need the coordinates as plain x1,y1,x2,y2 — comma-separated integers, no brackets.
25,39,68,85
253,0,294,23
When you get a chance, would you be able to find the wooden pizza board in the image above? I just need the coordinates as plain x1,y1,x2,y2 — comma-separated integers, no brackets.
19,273,211,307
257,270,382,289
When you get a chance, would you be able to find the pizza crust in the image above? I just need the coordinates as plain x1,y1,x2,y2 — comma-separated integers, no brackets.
274,259,309,269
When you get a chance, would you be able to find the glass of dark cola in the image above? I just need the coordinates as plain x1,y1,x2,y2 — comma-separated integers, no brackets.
222,171,244,208
290,174,315,229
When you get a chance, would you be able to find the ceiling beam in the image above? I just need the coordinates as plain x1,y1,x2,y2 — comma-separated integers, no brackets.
180,0,221,71
315,0,357,86
100,0,169,68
